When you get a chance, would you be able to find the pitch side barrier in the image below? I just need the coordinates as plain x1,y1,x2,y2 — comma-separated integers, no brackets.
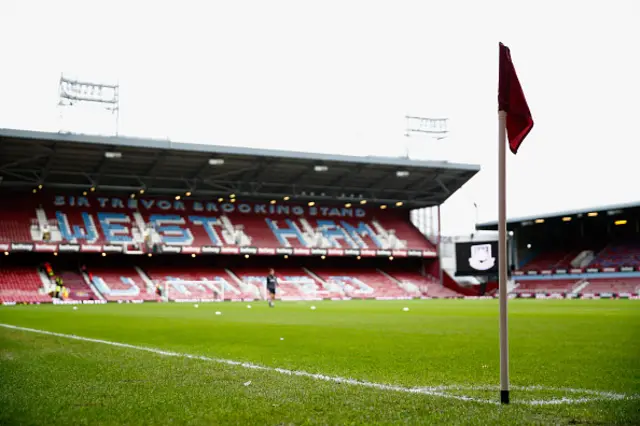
514,267,640,276
514,271,640,280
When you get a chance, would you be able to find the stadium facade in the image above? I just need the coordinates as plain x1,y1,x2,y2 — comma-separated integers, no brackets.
0,128,481,304
476,202,640,299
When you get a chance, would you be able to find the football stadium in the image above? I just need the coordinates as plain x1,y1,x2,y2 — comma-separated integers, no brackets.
0,127,638,425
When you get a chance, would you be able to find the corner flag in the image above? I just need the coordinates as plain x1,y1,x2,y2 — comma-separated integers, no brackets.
496,42,534,405
498,42,534,154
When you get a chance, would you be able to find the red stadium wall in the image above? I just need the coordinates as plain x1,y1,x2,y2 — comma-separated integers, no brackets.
441,269,477,296
424,258,477,297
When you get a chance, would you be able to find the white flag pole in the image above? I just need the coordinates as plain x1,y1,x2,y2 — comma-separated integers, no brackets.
498,110,510,404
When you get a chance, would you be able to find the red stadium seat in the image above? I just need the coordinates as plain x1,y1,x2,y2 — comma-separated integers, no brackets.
0,267,52,304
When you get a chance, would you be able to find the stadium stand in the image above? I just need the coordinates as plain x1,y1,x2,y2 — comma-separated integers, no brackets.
590,241,640,269
311,268,412,299
3,128,639,304
0,266,51,304
55,269,100,301
89,267,159,301
22,199,436,252
144,266,251,301
521,249,581,271
234,267,322,301
581,277,640,295
0,215,30,243
519,242,640,273
0,128,478,304
384,270,461,298
475,200,640,298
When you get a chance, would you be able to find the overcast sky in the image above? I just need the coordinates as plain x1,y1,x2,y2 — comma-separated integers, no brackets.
1,0,638,235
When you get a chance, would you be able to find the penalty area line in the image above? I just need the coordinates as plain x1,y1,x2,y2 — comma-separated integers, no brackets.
0,323,635,406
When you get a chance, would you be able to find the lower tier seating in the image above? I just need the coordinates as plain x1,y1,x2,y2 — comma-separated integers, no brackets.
0,267,51,303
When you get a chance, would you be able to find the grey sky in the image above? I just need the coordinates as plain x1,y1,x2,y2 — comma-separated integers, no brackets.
1,0,638,235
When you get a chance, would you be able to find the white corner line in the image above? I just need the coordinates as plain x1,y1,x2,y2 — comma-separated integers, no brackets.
1,323,636,406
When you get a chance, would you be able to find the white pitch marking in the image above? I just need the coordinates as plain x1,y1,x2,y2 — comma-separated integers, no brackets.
421,385,638,406
1,323,637,406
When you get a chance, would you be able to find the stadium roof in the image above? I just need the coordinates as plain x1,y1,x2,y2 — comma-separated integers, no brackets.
0,128,480,208
476,200,640,230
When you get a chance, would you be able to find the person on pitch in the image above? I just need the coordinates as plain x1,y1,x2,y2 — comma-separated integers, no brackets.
266,268,278,307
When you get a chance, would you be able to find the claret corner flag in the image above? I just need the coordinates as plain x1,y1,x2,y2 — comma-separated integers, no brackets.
498,42,534,154
496,42,534,405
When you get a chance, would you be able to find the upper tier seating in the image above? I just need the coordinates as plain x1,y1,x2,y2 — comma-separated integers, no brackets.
0,197,435,253
0,213,32,242
521,250,580,271
591,242,640,268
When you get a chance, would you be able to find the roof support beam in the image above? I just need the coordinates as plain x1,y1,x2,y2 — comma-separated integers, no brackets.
200,179,237,193
405,174,433,191
142,152,167,177
0,154,49,170
192,160,212,179
0,180,430,207
287,168,311,185
5,168,444,199
407,174,451,199
367,172,396,190
328,165,366,188
92,148,118,188
0,169,39,182
252,160,279,182
435,176,451,195
207,166,257,181
38,144,60,183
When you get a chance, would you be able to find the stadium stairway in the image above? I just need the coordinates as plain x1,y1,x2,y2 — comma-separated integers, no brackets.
309,268,411,299
573,250,596,268
303,267,328,287
37,269,54,292
56,269,101,301
225,269,261,299
302,267,343,298
383,269,459,298
572,280,590,294
376,269,421,297
136,266,159,292
82,270,106,302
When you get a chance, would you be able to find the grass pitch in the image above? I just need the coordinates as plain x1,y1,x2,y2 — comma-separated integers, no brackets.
1,299,638,425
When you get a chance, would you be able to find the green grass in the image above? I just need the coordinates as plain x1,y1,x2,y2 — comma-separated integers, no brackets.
1,299,639,425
